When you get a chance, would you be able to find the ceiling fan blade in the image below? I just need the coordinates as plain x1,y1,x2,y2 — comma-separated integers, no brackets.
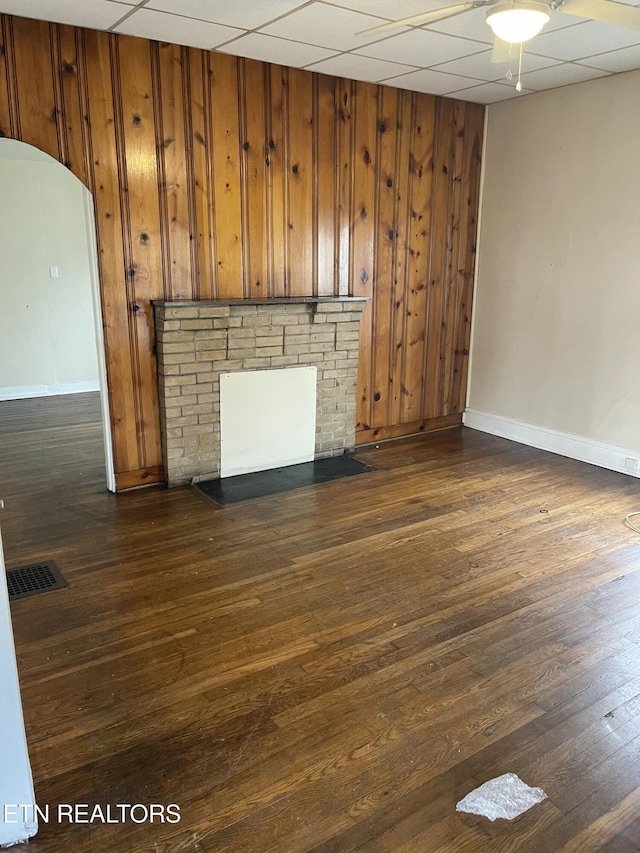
491,36,513,62
357,3,476,37
558,0,640,31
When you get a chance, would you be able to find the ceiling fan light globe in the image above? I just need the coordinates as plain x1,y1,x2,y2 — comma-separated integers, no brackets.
486,3,550,43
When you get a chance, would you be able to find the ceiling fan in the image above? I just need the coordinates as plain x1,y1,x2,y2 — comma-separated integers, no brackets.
360,0,640,43
359,0,640,88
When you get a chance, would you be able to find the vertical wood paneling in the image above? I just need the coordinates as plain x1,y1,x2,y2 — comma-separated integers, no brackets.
371,86,399,428
424,97,455,421
56,26,89,186
389,90,413,429
441,101,466,416
316,74,337,296
0,18,15,139
82,28,137,475
210,52,243,299
156,42,192,301
0,14,484,485
189,49,215,300
452,103,484,414
116,35,163,468
336,78,354,297
267,65,287,297
49,26,67,168
241,59,268,299
352,82,378,432
11,17,58,158
287,68,314,296
403,93,435,424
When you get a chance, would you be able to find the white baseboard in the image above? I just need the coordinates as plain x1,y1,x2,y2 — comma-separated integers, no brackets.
463,408,640,479
0,381,100,402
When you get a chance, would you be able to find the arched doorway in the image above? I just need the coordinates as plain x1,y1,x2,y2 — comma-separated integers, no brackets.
0,139,114,491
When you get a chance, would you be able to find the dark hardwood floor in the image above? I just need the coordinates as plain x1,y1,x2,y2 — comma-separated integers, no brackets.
1,393,640,852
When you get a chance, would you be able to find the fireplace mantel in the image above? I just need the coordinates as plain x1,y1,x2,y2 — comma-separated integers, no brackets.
153,297,367,307
153,298,367,486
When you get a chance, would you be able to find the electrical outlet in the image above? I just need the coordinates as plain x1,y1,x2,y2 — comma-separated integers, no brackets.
625,457,639,472
49,266,59,279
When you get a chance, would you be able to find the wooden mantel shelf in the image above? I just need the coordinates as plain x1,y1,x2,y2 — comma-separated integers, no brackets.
152,297,368,307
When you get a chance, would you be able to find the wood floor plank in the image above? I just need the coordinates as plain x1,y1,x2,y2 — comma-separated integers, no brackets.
1,393,640,851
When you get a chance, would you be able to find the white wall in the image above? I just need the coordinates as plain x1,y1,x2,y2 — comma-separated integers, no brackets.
0,143,99,400
466,71,640,474
0,528,37,846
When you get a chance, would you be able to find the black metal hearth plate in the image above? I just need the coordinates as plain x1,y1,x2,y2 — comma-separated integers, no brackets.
195,455,374,505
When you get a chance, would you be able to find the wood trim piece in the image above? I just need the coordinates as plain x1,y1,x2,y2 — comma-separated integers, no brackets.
115,466,164,491
0,16,19,139
356,414,462,445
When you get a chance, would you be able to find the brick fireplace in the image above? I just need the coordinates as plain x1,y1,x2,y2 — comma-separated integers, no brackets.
153,298,367,486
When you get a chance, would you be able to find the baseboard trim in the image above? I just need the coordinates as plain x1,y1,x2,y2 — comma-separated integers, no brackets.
356,414,462,445
115,466,164,492
0,381,100,401
463,408,640,479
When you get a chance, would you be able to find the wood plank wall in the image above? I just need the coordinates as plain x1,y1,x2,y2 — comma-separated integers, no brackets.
0,14,484,490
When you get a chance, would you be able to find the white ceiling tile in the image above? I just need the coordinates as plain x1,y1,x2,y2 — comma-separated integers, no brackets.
380,67,485,94
536,9,585,31
445,81,534,102
356,28,486,66
327,0,458,18
516,61,611,88
520,10,587,33
425,7,497,45
540,14,591,34
578,41,640,70
528,19,640,60
305,53,417,81
114,8,243,49
0,0,132,29
217,33,337,67
145,0,307,30
259,3,394,51
432,47,560,80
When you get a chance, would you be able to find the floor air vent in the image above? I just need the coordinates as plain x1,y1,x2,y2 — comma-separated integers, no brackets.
6,561,68,601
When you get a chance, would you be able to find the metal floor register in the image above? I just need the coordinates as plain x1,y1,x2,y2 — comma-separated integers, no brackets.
6,560,68,601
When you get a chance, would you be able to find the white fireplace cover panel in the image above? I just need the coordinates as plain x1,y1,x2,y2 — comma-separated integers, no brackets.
220,366,317,478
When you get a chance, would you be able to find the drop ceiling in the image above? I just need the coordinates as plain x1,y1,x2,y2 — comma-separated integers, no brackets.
1,0,640,103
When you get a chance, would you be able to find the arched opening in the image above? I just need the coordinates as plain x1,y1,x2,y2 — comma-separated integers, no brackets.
0,139,115,491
